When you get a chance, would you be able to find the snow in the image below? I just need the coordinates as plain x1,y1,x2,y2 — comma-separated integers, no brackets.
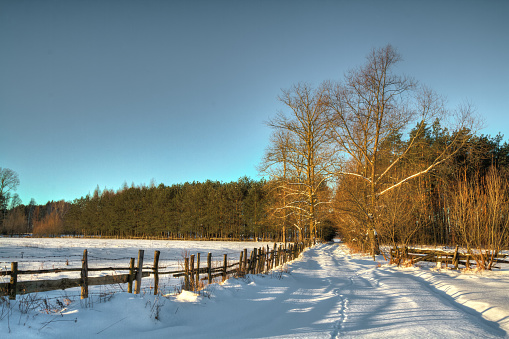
0,238,278,293
393,264,509,333
1,239,508,338
175,290,201,303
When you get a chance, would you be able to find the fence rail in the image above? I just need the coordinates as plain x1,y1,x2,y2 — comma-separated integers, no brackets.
390,246,509,269
0,241,312,300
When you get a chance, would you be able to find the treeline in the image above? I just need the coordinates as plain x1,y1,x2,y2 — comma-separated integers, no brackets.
67,178,270,239
1,177,334,241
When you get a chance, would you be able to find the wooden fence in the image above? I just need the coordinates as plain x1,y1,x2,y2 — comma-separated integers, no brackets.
390,246,509,269
0,241,310,300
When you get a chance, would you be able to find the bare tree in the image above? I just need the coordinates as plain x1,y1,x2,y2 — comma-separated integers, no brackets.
261,83,335,241
0,168,20,223
2,207,26,235
27,198,37,233
449,168,509,270
0,168,20,197
9,193,22,210
260,131,295,242
326,45,476,258
375,184,422,254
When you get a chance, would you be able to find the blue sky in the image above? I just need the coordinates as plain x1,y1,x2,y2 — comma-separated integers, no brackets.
1,0,508,205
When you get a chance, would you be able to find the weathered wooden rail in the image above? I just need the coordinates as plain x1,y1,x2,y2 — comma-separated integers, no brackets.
390,246,509,269
0,241,310,300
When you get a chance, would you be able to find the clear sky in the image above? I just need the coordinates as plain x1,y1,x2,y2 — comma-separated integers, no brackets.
1,0,508,205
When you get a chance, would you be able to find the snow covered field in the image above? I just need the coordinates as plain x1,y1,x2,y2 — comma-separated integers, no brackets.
0,238,278,294
1,239,509,338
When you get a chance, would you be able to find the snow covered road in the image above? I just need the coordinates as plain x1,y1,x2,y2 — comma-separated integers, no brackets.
166,243,507,338
3,243,508,338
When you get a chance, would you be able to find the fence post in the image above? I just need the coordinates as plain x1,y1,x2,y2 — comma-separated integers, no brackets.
269,247,274,271
267,248,271,271
262,247,266,272
222,254,227,281
272,243,277,269
9,262,18,300
261,249,264,272
207,253,212,284
243,249,248,274
253,248,258,274
263,247,267,273
190,254,195,291
184,257,190,290
128,258,135,293
81,249,88,299
247,250,254,274
196,253,201,289
258,247,262,273
263,246,270,273
258,248,263,273
265,248,269,271
135,250,144,294
453,246,459,269
436,252,443,269
266,247,270,272
239,250,244,275
256,248,261,273
283,244,287,263
153,250,160,295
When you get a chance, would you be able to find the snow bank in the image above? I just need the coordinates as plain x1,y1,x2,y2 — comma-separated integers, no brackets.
390,263,509,333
